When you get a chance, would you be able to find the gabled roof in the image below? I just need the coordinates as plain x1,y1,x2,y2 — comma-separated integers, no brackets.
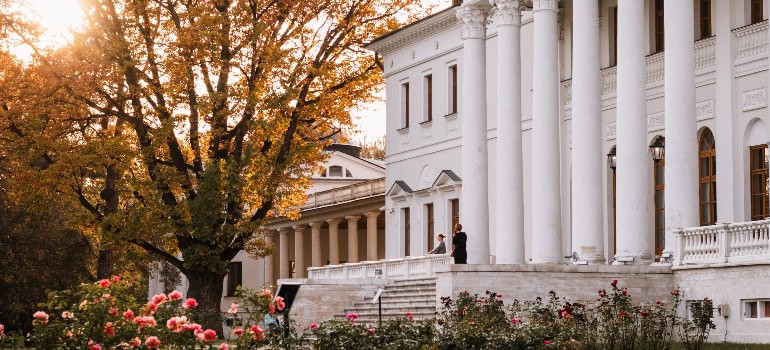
432,170,462,187
365,4,461,54
386,181,414,197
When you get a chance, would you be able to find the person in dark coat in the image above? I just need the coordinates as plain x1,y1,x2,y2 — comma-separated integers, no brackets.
451,223,467,264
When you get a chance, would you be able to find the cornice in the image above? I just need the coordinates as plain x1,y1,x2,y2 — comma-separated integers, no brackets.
367,7,462,54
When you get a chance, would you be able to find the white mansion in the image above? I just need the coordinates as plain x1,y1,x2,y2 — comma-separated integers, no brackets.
368,0,770,266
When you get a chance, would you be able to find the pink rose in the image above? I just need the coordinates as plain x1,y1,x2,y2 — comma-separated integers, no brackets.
90,344,102,350
275,296,286,311
309,323,318,329
544,340,552,345
104,322,115,337
511,318,520,324
33,311,49,323
233,328,244,335
622,290,628,295
611,280,618,288
111,275,120,283
168,290,183,300
672,290,680,296
183,298,198,309
145,336,160,348
406,312,413,320
203,329,216,341
219,343,230,350
128,337,141,348
152,294,167,305
0,324,4,336
345,313,359,321
98,279,111,288
123,309,134,320
250,326,265,341
228,302,239,314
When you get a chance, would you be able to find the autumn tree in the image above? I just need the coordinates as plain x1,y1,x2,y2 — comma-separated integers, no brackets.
1,0,426,332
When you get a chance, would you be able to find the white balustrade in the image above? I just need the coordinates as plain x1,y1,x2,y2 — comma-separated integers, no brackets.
734,21,768,61
694,36,716,70
302,178,385,210
673,219,770,265
307,254,454,280
601,66,617,96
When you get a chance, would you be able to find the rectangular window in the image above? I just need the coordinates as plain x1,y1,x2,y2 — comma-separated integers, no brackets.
425,75,433,122
743,299,770,318
700,0,711,38
401,82,410,128
403,207,411,256
750,145,768,220
611,6,618,66
654,159,665,256
655,0,665,52
426,203,435,252
449,65,458,115
451,198,460,232
227,262,243,296
751,0,764,24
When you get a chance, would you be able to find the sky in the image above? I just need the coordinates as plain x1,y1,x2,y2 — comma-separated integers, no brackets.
21,0,452,143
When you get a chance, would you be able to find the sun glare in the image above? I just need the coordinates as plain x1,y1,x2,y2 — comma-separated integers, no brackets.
26,0,84,46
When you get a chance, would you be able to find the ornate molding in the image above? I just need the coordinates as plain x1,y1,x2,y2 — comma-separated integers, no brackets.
742,88,767,111
491,0,521,27
367,9,459,54
532,0,558,12
696,99,714,121
647,112,665,132
456,5,489,39
606,122,617,140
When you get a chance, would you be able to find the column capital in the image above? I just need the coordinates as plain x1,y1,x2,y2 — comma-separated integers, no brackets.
292,224,307,232
345,215,361,222
491,0,521,27
326,218,341,225
532,0,558,12
309,221,324,229
277,226,291,234
364,211,381,219
456,4,489,39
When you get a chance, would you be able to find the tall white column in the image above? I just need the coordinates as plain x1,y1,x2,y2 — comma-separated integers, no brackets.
365,211,380,261
346,215,360,263
491,0,525,264
615,0,652,263
293,225,306,278
264,231,275,285
327,218,341,264
456,3,491,265
530,0,562,264
310,222,323,267
278,227,290,278
664,0,699,257
571,0,604,264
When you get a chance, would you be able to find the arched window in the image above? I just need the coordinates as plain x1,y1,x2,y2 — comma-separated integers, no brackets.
329,165,343,177
749,144,768,220
345,169,353,177
699,128,717,226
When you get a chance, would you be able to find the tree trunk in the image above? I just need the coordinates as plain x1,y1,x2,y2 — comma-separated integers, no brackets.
186,270,226,337
96,249,114,279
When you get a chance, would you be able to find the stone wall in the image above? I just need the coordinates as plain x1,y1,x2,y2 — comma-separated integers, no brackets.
283,278,388,329
674,263,770,344
434,264,675,306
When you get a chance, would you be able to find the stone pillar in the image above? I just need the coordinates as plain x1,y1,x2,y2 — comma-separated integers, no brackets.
664,0,699,257
456,2,491,265
491,0,525,264
615,0,652,263
264,231,275,285
570,0,604,264
714,0,737,225
310,222,323,267
293,225,306,278
327,218,341,264
278,227,290,278
346,215,360,263
365,211,380,261
530,0,562,264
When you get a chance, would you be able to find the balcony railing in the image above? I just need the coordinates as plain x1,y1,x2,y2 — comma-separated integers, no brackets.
734,20,768,61
302,178,385,210
673,219,770,266
307,254,454,280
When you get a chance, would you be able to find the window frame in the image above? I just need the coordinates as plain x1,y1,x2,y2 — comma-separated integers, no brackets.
750,144,768,220
654,158,665,256
426,203,435,252
699,129,717,226
743,299,770,319
425,74,433,122
655,0,665,53
751,0,764,24
226,261,243,297
448,65,458,115
401,82,410,129
403,207,411,256
700,0,711,38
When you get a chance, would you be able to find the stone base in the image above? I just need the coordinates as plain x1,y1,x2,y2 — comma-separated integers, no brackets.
434,264,674,307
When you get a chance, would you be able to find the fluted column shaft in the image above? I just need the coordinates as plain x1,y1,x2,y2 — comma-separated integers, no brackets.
278,227,290,278
571,0,604,263
310,222,323,267
664,0,698,256
327,219,341,264
365,212,380,261
293,225,306,278
346,216,360,263
616,0,652,263
264,231,275,285
456,3,491,264
530,0,562,264
491,0,525,264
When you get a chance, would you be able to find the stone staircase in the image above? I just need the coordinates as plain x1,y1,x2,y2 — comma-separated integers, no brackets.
332,277,438,323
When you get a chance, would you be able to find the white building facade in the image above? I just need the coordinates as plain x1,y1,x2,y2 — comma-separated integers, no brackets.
368,0,770,266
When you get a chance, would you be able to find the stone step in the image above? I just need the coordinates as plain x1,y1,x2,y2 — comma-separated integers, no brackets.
390,279,438,288
378,289,436,298
357,297,435,307
382,285,437,293
392,277,437,285
344,305,437,314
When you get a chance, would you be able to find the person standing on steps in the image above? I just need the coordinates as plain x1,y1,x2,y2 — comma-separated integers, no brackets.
428,234,447,254
451,224,467,264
